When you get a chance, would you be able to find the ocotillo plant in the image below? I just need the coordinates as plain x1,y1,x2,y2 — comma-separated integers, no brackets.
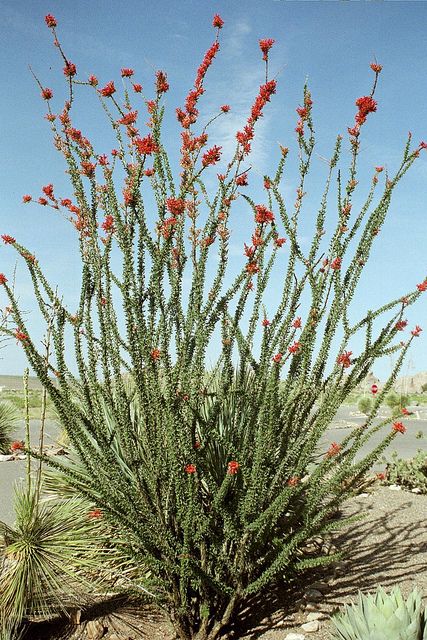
1,13,426,640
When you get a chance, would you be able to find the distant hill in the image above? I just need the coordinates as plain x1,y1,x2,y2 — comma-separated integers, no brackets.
0,375,44,391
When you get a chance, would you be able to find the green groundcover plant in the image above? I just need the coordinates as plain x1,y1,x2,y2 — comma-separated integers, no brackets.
0,12,426,640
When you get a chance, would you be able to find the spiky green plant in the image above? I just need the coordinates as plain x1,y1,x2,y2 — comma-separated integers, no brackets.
0,12,426,640
331,586,427,640
0,485,113,627
0,400,19,453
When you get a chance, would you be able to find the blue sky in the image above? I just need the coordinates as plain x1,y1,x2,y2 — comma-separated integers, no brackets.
0,0,426,380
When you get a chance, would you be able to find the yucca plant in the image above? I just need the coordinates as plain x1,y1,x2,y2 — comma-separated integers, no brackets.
0,484,113,627
331,586,427,640
0,11,426,640
0,400,19,453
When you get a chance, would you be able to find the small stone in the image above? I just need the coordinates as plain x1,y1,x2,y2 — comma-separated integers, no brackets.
0,454,14,462
85,620,106,640
306,612,324,621
358,492,370,498
304,603,320,612
284,634,306,640
304,588,323,600
388,484,402,491
411,488,422,494
16,454,27,460
301,620,320,633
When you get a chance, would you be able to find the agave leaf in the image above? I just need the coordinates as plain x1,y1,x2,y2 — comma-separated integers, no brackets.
0,400,20,453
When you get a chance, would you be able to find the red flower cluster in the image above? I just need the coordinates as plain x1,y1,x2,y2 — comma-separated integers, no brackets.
349,93,377,137
45,14,57,28
236,173,248,187
220,104,230,113
88,508,103,519
236,80,277,155
121,68,134,77
80,162,96,178
411,325,422,337
255,204,274,224
337,351,352,368
202,145,221,167
294,91,313,138
417,280,427,292
117,111,138,126
212,14,224,29
330,257,342,270
227,461,240,475
10,440,25,452
185,463,197,474
132,83,142,93
0,274,7,285
63,62,77,77
177,42,220,130
292,317,301,329
272,353,282,363
395,320,408,331
159,217,178,239
288,341,301,354
166,198,186,216
101,214,115,233
1,235,15,244
150,348,161,361
246,261,259,275
156,70,169,94
392,421,406,434
134,134,159,155
14,329,29,343
287,476,300,487
88,75,98,86
274,236,286,248
22,195,32,203
99,81,116,97
259,38,275,61
41,87,53,100
326,442,341,457
262,318,270,327
370,62,383,73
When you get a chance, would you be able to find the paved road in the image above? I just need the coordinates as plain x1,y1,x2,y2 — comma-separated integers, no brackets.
0,408,425,526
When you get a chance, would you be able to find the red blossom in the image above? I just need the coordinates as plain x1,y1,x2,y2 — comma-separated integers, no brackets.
101,215,115,233
330,257,342,270
287,476,300,487
80,162,96,178
227,461,240,475
99,81,116,97
134,134,159,155
395,320,408,331
0,274,7,285
262,319,271,327
235,173,248,187
201,145,222,167
419,141,427,150
292,317,302,329
88,508,103,519
220,104,230,113
150,348,161,361
212,14,224,29
144,168,154,177
14,329,29,343
411,325,422,337
326,442,341,457
22,195,32,203
259,38,275,61
392,421,406,434
337,351,352,368
121,68,134,77
185,463,197,474
194,441,201,449
416,280,427,292
42,184,55,199
370,62,383,73
117,111,138,126
41,87,53,100
355,96,377,120
244,244,255,258
401,407,411,416
255,204,274,224
376,472,386,481
1,235,15,245
132,83,142,93
38,197,48,206
288,341,301,354
10,440,25,452
156,70,169,94
63,62,77,77
375,166,384,173
264,177,271,190
44,14,57,28
88,75,98,86
166,198,186,216
274,236,286,248
246,261,259,275
272,353,282,363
